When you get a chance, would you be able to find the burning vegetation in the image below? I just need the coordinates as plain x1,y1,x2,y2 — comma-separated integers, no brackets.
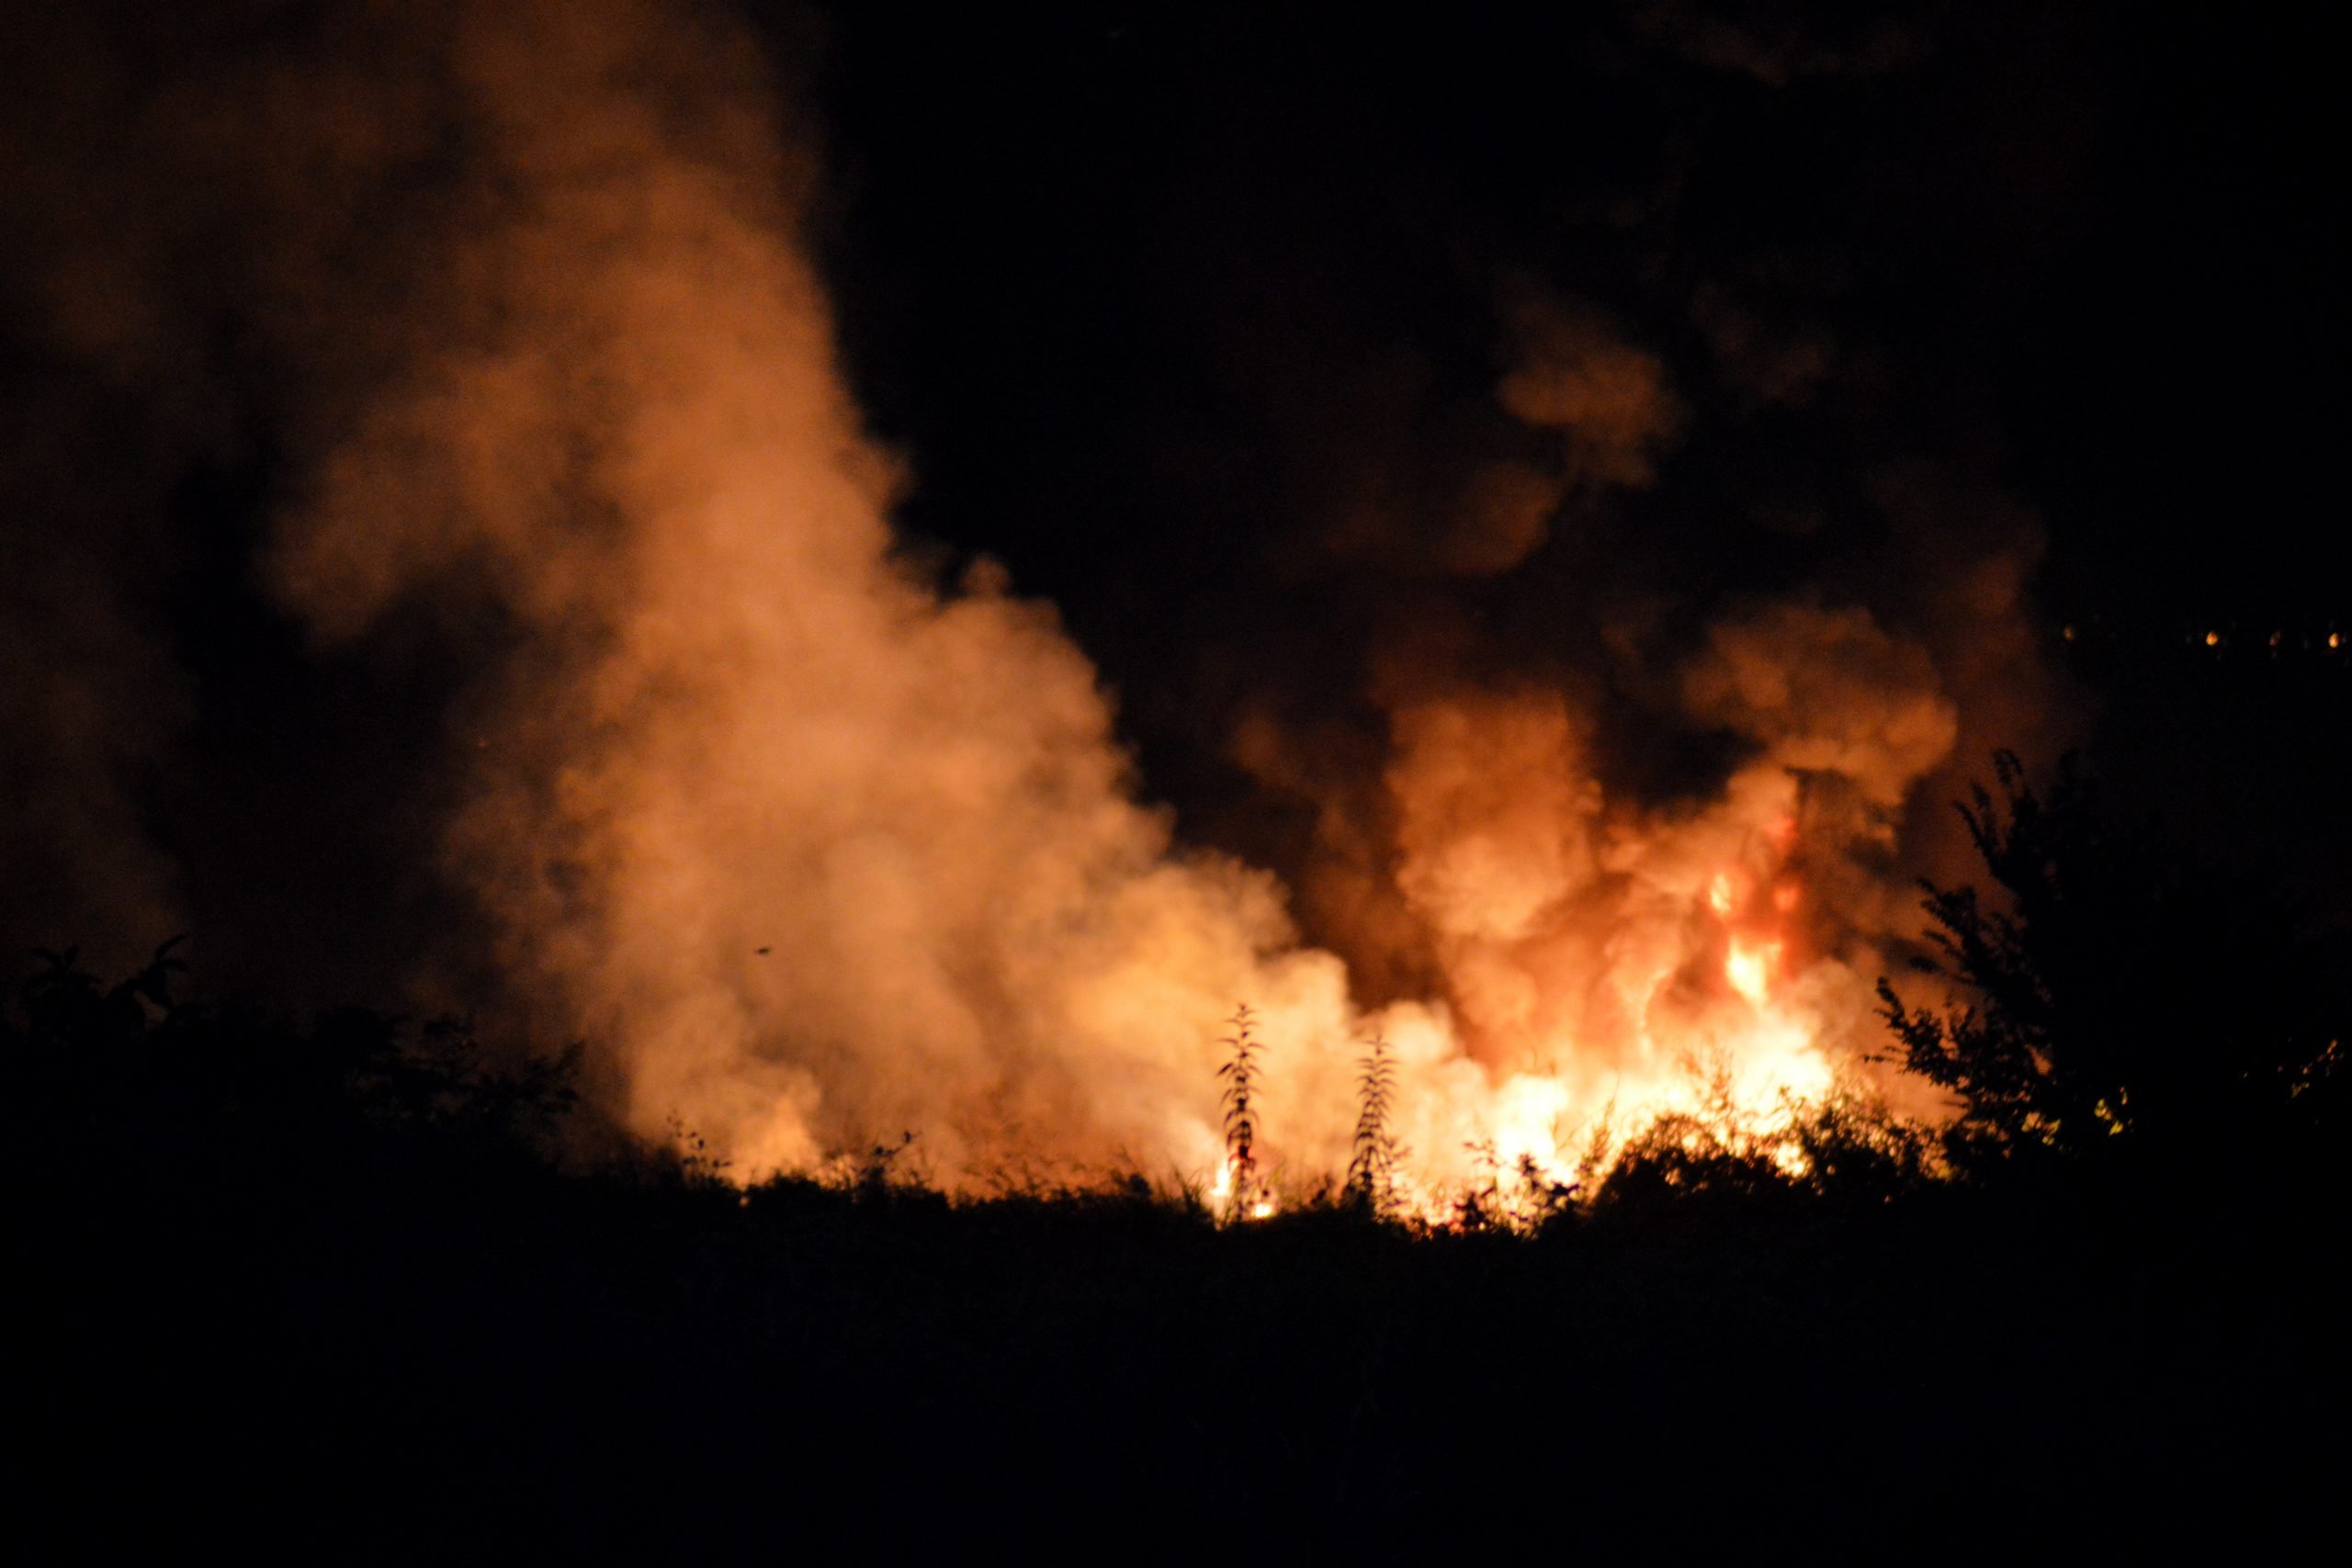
4,3,2348,1542
0,1,2065,1202
6,758,2345,1551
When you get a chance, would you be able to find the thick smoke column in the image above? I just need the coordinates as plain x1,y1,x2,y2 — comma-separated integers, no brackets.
3,1,2068,1195
222,0,1384,1179
0,1,1344,1182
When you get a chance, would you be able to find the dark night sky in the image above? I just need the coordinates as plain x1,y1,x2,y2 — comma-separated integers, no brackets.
1,0,2345,1006
804,3,2343,616
792,0,2346,890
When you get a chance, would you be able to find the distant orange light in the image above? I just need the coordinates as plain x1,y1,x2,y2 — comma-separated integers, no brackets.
2205,631,2221,648
2333,633,2344,650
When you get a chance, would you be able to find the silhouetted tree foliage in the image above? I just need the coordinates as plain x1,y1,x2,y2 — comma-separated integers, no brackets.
1880,753,2349,1171
3,939,579,1190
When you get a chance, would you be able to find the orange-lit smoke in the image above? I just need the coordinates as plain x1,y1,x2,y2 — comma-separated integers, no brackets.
1356,606,1963,1184
6,1,2036,1201
264,1,1993,1195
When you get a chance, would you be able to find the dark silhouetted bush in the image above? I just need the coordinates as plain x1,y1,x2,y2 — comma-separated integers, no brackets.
1880,752,2349,1173
3,939,579,1194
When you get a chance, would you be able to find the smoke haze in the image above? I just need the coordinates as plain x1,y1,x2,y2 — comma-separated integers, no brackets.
5,1,2201,1194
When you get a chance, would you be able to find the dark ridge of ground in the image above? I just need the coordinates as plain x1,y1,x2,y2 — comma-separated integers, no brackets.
9,984,2345,1560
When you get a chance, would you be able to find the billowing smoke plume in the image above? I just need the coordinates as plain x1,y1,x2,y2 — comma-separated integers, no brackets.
2,0,1377,1183
3,1,2069,1196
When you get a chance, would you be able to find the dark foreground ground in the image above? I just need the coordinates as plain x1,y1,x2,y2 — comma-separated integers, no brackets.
9,984,2346,1562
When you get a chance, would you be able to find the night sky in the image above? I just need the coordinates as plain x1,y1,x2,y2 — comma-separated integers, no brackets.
798,0,2351,924
810,3,2342,619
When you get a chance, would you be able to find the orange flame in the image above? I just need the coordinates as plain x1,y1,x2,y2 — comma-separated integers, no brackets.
1706,871,1738,916
1724,936,1781,1008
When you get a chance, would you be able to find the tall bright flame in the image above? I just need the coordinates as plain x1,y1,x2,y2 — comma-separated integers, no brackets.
1725,937,1778,1008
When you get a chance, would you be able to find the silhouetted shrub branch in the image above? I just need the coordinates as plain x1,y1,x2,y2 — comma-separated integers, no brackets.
1879,752,2348,1171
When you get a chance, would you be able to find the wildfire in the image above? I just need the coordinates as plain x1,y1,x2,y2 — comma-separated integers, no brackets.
1170,795,1864,1227
1209,1158,1279,1220
1707,871,1738,916
1710,851,1793,1010
1724,936,1780,1008
111,1,1964,1216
